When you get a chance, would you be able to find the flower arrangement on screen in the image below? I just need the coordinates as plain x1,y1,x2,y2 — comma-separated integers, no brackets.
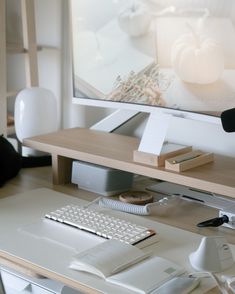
108,63,174,106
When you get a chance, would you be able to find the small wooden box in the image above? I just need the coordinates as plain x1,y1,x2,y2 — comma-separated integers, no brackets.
133,144,192,167
165,150,214,172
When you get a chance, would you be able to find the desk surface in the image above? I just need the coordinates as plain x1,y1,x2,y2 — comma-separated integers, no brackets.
1,166,235,245
0,186,235,293
0,167,235,293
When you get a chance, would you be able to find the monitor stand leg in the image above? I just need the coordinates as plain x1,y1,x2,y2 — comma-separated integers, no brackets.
138,111,172,155
90,109,140,132
91,109,173,153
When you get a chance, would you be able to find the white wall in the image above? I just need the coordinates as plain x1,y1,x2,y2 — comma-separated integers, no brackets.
166,117,235,156
112,112,235,157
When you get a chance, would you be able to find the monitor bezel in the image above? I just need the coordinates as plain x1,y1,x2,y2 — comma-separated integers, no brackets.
72,96,221,125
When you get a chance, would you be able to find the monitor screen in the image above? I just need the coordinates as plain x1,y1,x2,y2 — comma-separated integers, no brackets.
71,0,235,118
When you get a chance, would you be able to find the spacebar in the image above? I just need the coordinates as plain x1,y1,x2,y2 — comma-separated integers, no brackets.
63,220,97,233
134,233,160,249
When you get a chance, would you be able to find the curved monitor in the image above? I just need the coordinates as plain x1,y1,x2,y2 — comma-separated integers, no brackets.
71,0,235,125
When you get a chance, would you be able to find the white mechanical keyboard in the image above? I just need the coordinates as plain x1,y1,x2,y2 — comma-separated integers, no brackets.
45,204,157,246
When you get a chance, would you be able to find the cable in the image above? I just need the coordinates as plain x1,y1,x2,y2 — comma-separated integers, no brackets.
221,275,235,293
83,196,103,208
189,272,229,294
99,197,152,215
98,196,181,215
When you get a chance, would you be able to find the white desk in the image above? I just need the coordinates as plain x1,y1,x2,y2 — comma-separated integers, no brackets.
0,188,234,293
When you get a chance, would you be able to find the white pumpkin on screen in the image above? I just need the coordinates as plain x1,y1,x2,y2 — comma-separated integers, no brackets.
171,27,224,84
118,0,152,37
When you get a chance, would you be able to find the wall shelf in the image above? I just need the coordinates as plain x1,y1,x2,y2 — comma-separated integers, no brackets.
6,42,42,54
6,90,21,98
7,125,15,136
23,127,235,199
6,42,58,54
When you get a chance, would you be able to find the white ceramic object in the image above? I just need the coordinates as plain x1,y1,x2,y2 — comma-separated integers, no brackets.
189,236,234,272
171,29,224,84
15,87,58,156
118,0,152,37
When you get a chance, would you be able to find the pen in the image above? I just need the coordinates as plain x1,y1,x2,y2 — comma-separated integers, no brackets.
172,153,202,164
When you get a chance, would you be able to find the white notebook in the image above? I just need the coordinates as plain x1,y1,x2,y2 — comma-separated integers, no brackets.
69,240,150,279
69,240,185,294
107,256,185,294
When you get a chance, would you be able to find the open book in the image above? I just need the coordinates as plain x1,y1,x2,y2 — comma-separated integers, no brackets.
69,240,185,294
73,19,154,100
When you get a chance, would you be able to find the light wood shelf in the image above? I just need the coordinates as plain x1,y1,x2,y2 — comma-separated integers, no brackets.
7,42,41,54
6,90,21,98
7,125,15,136
23,127,235,199
6,42,58,54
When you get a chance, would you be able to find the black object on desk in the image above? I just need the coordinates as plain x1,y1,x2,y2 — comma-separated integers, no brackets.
197,215,229,227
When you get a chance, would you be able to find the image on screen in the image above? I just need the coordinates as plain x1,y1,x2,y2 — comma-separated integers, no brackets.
71,0,235,116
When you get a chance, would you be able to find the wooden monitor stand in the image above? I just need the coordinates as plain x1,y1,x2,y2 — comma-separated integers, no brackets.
23,127,235,199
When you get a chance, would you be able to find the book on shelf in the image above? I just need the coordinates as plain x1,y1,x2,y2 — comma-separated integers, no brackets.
69,240,185,294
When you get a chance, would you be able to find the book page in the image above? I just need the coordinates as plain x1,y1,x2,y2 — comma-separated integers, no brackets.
74,19,154,97
107,256,185,294
69,240,151,279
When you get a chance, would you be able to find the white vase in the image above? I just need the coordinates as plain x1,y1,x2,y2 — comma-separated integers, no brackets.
15,87,58,156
